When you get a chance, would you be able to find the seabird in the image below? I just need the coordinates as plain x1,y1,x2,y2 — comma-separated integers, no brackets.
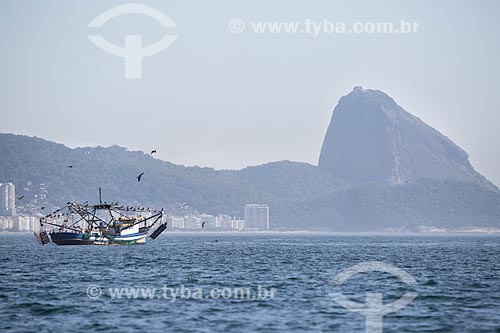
137,172,144,182
151,150,157,155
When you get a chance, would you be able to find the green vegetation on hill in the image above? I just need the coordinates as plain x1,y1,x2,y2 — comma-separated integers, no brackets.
1,133,499,231
0,133,341,218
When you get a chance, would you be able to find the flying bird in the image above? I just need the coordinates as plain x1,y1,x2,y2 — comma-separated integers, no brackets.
17,195,24,200
202,221,207,228
137,172,144,182
150,150,157,155
67,165,73,168
41,207,45,210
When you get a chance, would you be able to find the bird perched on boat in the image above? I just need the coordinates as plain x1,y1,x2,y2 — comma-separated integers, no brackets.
137,172,144,182
17,195,24,200
150,150,157,155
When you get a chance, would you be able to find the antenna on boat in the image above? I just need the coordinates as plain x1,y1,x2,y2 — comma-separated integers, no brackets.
99,187,102,204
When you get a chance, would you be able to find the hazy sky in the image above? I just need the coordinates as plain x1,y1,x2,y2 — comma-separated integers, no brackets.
1,1,499,185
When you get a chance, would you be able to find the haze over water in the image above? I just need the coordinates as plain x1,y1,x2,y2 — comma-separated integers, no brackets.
1,233,499,332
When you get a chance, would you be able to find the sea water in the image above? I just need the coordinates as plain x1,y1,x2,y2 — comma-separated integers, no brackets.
1,233,499,332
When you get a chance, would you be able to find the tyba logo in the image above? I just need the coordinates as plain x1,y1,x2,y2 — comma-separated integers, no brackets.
88,3,178,79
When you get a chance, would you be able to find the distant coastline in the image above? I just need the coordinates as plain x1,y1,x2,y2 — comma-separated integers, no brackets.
3,229,500,236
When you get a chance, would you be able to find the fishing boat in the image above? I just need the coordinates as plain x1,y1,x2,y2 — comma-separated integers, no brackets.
34,189,167,246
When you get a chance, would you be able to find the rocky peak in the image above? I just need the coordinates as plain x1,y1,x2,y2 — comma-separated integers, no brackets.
318,87,496,190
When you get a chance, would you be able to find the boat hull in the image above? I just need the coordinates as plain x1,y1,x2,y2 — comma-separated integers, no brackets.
105,232,148,245
49,232,148,245
49,232,95,245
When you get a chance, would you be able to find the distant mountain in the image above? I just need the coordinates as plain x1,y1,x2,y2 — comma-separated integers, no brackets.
0,133,343,221
1,87,499,231
319,87,496,190
278,180,500,231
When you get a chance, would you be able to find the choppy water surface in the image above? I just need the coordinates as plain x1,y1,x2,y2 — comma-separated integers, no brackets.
1,233,500,332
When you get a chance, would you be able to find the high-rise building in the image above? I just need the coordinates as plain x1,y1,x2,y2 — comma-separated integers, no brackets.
216,214,232,230
0,183,16,217
231,218,245,230
169,216,186,229
244,204,269,230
